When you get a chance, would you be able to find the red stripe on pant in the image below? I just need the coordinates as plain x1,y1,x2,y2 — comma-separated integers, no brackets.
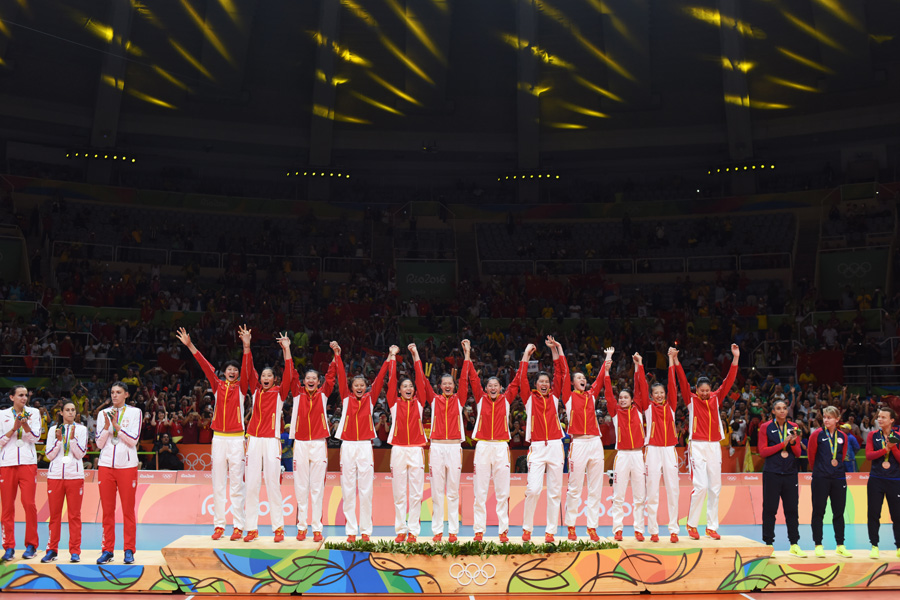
99,466,137,552
1,464,38,550
48,478,84,554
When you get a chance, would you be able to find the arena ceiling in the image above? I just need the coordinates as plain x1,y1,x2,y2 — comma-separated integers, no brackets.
0,0,897,171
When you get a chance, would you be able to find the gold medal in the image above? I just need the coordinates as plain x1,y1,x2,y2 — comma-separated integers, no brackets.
781,450,789,458
831,459,838,467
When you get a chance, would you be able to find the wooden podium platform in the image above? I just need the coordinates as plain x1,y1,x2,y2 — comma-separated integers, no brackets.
2,536,898,594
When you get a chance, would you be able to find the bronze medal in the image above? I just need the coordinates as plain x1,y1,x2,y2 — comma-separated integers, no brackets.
831,459,838,467
883,461,891,469
780,450,789,458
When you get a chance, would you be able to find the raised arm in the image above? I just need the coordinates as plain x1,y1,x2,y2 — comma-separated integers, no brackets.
518,343,536,400
632,354,649,412
386,345,399,408
411,344,432,406
552,338,569,401
280,334,295,398
675,361,694,407
369,357,391,404
238,325,252,396
321,344,338,398
457,342,471,406
714,343,740,398
333,343,349,401
667,348,678,413
462,340,483,400
176,327,219,388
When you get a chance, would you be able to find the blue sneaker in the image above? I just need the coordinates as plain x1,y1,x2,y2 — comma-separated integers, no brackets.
22,545,37,559
124,550,134,564
2,548,13,561
41,550,58,563
70,554,81,563
96,551,114,564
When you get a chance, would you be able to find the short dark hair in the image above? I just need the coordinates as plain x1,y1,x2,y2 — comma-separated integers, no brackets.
696,377,712,388
223,360,240,371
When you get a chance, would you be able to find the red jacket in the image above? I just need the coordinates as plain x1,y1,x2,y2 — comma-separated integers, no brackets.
417,359,469,441
469,360,524,442
644,365,678,447
244,353,292,439
555,356,602,437
194,350,247,434
386,360,427,447
290,360,336,441
335,355,390,442
676,363,737,443
604,366,648,451
520,361,564,443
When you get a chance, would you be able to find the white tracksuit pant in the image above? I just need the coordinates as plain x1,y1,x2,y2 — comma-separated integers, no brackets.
340,440,374,536
523,439,564,535
472,441,510,534
390,446,424,536
645,445,680,535
211,434,245,530
244,436,284,533
564,436,605,529
293,439,328,532
429,442,462,535
688,440,722,530
611,449,646,534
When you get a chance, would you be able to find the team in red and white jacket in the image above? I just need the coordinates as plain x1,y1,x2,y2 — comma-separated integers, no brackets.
334,348,391,540
44,409,88,560
643,348,681,540
0,387,43,555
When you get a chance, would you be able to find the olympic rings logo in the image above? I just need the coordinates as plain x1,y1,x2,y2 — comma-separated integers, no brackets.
837,262,872,278
449,562,496,586
182,452,213,470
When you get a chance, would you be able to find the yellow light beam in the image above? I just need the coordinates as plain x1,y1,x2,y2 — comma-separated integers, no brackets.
781,10,844,51
315,69,349,85
341,0,379,27
334,113,371,124
101,74,125,90
214,0,243,28
545,122,587,129
869,34,893,44
366,72,422,106
313,104,334,120
309,31,372,67
559,101,609,118
379,34,432,84
572,74,624,103
152,65,192,92
430,0,448,13
169,38,215,81
775,47,835,74
765,75,819,93
813,0,862,31
684,6,766,39
517,82,551,96
126,88,177,109
0,17,10,38
349,90,404,116
721,57,755,73
179,0,235,65
131,1,165,29
385,0,445,63
724,94,790,109
585,0,636,46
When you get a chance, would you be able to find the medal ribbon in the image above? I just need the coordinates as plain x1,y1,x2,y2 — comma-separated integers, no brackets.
113,408,125,438
825,428,838,463
14,409,26,440
63,424,70,458
777,420,788,448
882,433,891,465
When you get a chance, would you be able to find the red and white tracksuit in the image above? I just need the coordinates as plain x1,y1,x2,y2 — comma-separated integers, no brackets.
290,360,336,534
334,355,390,537
242,353,292,534
643,365,680,536
556,357,606,530
44,423,87,554
192,350,248,530
676,362,737,531
0,406,42,551
521,363,565,536
96,405,142,553
418,359,469,537
605,367,648,534
386,359,428,536
468,360,523,534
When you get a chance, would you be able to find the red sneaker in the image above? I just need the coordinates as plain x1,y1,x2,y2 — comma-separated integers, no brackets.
522,530,532,542
687,526,700,540
670,533,679,543
432,533,442,542
587,528,600,542
211,527,225,541
567,526,577,541
545,533,555,543
499,531,509,543
361,534,370,542
273,528,285,543
297,529,307,541
650,534,660,542
394,534,406,543
635,532,645,542
346,535,356,543
313,532,323,543
473,532,484,541
243,530,258,542
230,528,243,541
406,534,417,543
448,534,458,543
706,529,721,540
614,530,623,541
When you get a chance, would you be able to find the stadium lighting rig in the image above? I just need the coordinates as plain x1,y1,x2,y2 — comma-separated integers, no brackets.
498,171,561,182
708,162,774,175
286,170,350,179
67,150,136,163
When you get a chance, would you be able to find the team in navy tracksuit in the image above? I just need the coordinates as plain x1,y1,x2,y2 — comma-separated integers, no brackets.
807,409,849,550
865,408,900,552
758,402,803,548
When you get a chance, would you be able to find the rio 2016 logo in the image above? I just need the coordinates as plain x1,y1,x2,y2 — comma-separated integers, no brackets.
202,494,295,517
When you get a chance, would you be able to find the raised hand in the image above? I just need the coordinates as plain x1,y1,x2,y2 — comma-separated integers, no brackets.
389,345,399,357
604,347,615,359
277,332,291,350
633,352,642,365
330,340,341,356
461,339,471,352
238,324,252,346
524,343,536,357
175,327,191,347
731,343,740,357
667,347,677,358
545,335,555,348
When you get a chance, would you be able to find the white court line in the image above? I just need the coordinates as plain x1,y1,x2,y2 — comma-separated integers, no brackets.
469,595,476,600
740,593,755,600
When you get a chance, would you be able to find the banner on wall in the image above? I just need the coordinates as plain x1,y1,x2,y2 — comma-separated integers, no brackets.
818,248,889,300
396,260,456,299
